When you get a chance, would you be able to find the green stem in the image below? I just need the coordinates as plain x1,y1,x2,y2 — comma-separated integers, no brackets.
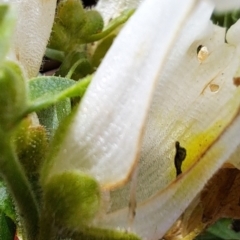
84,9,135,43
45,48,65,62
0,133,39,239
38,210,55,240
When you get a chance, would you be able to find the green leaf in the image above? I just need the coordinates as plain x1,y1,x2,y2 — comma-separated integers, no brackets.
0,4,16,62
55,98,71,123
196,219,240,240
29,76,76,101
0,212,16,240
0,61,27,131
211,9,240,30
37,99,71,138
27,75,91,113
0,180,16,222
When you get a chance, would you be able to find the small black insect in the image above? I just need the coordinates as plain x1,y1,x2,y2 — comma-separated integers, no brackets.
174,141,187,177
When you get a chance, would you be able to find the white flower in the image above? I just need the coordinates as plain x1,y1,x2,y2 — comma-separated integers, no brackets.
4,0,57,78
41,0,240,239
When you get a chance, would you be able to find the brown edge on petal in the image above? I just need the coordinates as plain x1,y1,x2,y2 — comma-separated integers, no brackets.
139,105,240,207
222,162,236,168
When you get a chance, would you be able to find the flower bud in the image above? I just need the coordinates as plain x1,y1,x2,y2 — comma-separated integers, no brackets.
81,10,104,39
43,171,100,231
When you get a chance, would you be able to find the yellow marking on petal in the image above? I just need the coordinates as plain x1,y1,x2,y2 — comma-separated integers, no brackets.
182,121,224,172
180,91,240,174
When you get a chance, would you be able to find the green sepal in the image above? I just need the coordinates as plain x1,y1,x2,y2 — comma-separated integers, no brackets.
0,4,16,62
43,171,100,231
0,61,27,131
14,117,48,178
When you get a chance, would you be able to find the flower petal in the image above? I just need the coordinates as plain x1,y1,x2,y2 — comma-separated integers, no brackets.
212,0,240,12
43,0,205,189
93,112,240,240
6,0,57,78
95,0,142,25
227,18,240,47
109,4,240,212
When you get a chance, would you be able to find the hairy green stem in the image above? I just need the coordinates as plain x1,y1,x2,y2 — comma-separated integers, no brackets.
0,133,39,239
38,210,55,240
85,9,135,43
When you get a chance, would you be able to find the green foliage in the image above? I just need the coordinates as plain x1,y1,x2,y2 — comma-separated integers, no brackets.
0,180,16,222
56,50,93,79
43,171,100,230
196,219,240,240
0,61,27,131
211,9,240,30
0,4,16,62
28,75,91,113
81,10,104,39
0,180,16,239
47,0,134,80
0,212,16,240
91,34,116,68
14,118,48,178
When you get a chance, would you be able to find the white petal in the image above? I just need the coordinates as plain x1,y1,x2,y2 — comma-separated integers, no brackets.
94,112,240,240
227,19,240,47
134,24,240,203
109,3,240,211
95,0,142,25
43,0,206,188
212,0,240,12
226,143,240,168
6,0,57,78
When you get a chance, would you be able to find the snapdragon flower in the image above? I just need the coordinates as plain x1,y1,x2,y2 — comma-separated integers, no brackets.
3,0,240,239
39,0,240,239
